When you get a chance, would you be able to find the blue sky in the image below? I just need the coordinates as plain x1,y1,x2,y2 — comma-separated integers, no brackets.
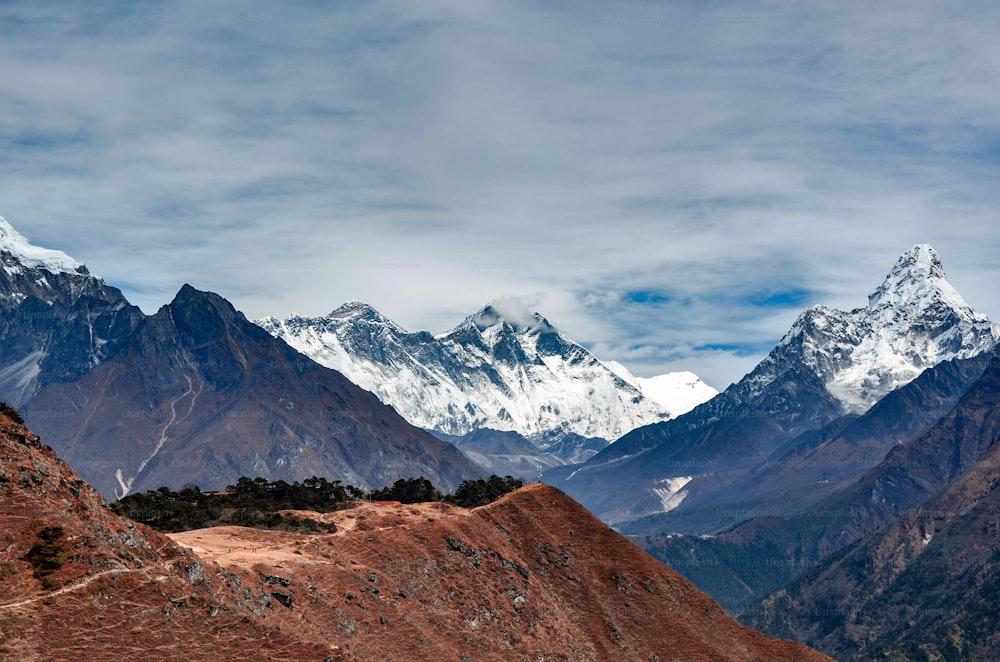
3,0,1000,389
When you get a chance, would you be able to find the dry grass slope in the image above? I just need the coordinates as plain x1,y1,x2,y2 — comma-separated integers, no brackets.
1,411,829,661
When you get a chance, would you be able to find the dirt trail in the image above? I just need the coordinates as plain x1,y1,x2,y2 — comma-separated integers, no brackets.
0,568,146,611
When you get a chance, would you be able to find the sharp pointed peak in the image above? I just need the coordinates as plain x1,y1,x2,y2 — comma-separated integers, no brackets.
890,243,945,279
326,300,401,324
175,283,200,297
171,283,215,303
168,284,237,312
867,244,961,311
323,300,409,333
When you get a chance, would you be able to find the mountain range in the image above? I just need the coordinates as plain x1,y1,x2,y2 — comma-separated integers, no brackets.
23,284,483,498
0,216,720,495
587,246,1000,653
257,302,716,458
8,213,1000,657
530,243,1000,645
633,349,995,614
547,244,1000,528
746,354,1000,659
0,218,482,498
256,298,716,478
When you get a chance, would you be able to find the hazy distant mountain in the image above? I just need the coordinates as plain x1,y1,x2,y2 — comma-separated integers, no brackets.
0,217,143,405
601,360,719,415
550,244,1000,526
24,285,484,498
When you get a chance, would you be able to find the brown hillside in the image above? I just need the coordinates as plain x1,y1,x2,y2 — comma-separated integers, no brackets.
1,412,829,660
0,411,330,661
171,484,830,661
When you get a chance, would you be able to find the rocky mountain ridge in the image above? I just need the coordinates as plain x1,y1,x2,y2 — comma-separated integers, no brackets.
0,218,484,498
779,244,998,413
257,301,716,448
746,360,1000,658
632,349,1000,623
0,217,144,406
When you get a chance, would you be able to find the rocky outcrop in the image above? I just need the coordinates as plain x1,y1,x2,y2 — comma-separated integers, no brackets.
0,219,143,406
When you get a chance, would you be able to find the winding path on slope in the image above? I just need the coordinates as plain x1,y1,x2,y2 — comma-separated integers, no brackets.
0,567,169,611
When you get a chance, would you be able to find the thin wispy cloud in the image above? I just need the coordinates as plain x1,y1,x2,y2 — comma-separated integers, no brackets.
2,0,999,388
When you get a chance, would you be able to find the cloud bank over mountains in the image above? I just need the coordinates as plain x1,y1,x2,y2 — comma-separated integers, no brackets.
3,0,1000,387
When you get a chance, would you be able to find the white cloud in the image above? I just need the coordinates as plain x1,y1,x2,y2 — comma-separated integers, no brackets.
2,0,1000,389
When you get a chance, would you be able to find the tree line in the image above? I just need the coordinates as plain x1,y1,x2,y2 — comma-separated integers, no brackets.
111,474,524,533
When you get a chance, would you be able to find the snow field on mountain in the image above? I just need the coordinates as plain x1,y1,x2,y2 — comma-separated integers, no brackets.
781,245,1000,413
260,304,718,444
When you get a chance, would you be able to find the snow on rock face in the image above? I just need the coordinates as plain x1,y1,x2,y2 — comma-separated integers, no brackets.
0,216,86,276
0,217,144,406
652,475,693,513
258,304,716,444
602,360,718,418
777,244,999,413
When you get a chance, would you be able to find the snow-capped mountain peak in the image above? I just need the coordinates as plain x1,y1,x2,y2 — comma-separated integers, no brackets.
324,300,408,333
0,217,87,276
454,303,556,336
257,302,718,444
601,360,718,417
0,216,144,406
867,244,977,317
773,244,999,413
328,299,379,318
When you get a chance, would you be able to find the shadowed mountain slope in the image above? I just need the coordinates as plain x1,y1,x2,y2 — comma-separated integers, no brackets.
0,218,144,406
748,407,1000,659
24,285,483,498
632,352,997,614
